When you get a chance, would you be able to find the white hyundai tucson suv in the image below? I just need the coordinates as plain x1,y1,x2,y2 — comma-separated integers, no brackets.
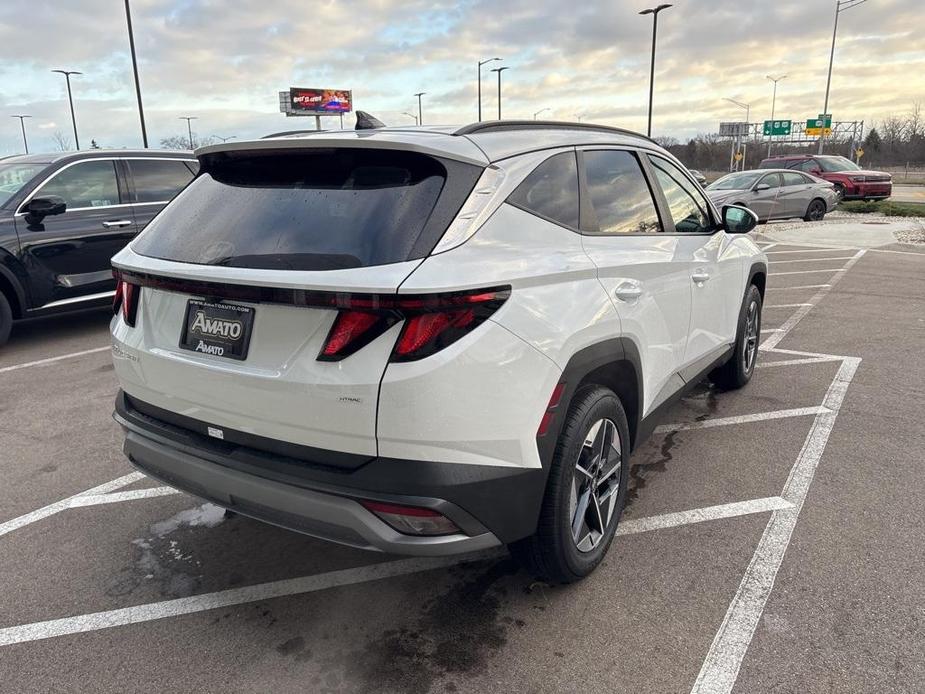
111,121,766,583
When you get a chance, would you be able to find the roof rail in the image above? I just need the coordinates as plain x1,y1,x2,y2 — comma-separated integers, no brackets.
453,120,657,144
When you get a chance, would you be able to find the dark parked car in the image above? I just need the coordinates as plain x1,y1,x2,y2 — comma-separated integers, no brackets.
0,149,197,345
758,154,892,200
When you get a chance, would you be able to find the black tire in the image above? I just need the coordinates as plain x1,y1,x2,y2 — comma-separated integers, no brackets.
511,386,630,584
710,284,762,390
803,198,827,222
0,292,12,347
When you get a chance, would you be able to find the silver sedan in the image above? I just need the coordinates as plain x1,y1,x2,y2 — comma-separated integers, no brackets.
706,169,839,222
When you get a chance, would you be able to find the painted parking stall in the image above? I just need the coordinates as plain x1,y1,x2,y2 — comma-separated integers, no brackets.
0,237,922,693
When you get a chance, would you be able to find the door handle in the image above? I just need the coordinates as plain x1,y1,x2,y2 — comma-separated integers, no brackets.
614,281,642,302
102,220,133,228
691,270,711,284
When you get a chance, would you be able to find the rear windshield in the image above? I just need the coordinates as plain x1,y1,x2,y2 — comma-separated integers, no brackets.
131,148,480,271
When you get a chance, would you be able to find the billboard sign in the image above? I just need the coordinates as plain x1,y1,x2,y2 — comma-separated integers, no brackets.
719,121,750,137
288,88,352,115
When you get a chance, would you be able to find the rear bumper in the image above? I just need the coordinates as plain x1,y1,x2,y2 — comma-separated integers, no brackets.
114,391,546,554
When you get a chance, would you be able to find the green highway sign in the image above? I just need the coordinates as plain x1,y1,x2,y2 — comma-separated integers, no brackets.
763,119,792,136
805,114,833,136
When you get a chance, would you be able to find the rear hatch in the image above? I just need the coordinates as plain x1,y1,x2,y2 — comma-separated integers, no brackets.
112,145,484,465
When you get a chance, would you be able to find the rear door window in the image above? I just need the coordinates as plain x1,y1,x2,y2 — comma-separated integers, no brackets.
781,172,807,186
583,150,661,234
507,151,580,229
132,148,480,271
129,159,195,203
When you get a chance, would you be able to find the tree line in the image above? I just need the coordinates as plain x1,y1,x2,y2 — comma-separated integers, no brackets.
654,102,924,173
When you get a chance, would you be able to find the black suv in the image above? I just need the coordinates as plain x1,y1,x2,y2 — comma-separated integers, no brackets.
0,150,198,345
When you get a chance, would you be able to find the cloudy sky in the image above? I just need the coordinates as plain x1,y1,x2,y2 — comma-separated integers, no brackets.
0,0,922,154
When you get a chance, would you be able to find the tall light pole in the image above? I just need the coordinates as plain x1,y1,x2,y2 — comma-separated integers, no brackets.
639,4,672,138
533,107,550,120
402,112,419,125
414,92,425,126
51,69,82,150
490,66,509,120
11,115,31,154
478,57,502,122
724,97,751,171
818,0,867,154
179,116,198,149
766,74,787,157
124,0,148,147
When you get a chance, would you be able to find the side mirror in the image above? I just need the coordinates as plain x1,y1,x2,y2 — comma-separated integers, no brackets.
754,183,771,192
723,204,758,234
25,196,67,223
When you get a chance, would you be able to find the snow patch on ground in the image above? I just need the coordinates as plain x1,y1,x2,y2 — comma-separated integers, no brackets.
150,503,227,538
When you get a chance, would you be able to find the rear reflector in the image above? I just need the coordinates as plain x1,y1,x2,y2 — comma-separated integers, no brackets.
359,500,460,536
537,382,566,437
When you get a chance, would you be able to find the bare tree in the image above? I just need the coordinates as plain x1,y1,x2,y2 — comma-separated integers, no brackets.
51,130,72,151
159,134,214,150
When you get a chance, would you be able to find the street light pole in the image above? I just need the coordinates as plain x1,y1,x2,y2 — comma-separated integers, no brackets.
414,92,425,126
639,4,672,138
766,74,787,157
179,116,198,149
11,115,31,154
723,97,750,171
819,0,867,154
212,135,236,143
124,0,148,148
490,67,509,120
402,112,419,125
51,69,82,150
533,108,550,120
478,57,501,122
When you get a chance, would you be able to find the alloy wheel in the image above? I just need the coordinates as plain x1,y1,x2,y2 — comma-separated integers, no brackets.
743,300,759,373
569,418,622,553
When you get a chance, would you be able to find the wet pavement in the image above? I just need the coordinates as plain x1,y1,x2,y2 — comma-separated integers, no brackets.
1,230,923,693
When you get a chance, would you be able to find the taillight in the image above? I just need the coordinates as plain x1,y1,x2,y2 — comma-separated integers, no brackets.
318,311,397,361
359,500,460,536
112,272,139,327
317,286,509,362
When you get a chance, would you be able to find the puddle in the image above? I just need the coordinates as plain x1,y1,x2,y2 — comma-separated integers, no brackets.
106,503,227,599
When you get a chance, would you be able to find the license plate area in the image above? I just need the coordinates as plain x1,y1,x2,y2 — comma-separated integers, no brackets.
179,299,255,361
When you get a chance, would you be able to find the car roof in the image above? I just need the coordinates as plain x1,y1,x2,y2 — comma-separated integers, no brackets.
198,121,664,166
0,149,194,166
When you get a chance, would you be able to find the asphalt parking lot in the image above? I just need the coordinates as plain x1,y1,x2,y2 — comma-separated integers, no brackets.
1,229,923,694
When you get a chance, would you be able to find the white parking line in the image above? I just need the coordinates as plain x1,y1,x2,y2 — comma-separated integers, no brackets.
655,406,829,433
0,346,111,375
0,472,144,538
766,284,831,291
68,487,180,508
765,303,813,309
770,257,855,264
771,268,846,276
765,248,854,255
756,357,839,369
762,250,866,351
0,494,799,647
618,497,792,535
691,356,860,694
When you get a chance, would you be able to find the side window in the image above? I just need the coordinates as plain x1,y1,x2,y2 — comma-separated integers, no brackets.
584,150,661,234
129,160,196,203
759,173,782,189
794,160,816,173
507,152,579,229
648,156,714,233
35,160,120,209
781,172,806,186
